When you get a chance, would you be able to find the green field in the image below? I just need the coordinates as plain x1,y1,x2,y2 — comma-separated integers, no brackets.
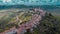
45,9,60,17
0,9,34,33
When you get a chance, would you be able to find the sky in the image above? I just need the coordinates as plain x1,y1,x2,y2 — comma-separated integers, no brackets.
0,0,60,5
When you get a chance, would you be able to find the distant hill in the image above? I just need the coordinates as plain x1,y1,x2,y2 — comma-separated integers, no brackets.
0,5,60,10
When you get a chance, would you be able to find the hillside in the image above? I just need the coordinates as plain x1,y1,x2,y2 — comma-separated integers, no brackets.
0,9,34,33
24,12,60,34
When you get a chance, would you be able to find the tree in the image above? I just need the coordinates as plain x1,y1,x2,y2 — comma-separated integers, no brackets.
49,13,52,16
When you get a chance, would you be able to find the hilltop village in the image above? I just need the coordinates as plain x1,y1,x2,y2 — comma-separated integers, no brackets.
0,8,45,34
0,8,60,34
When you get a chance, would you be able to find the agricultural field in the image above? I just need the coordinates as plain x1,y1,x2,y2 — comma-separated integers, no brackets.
0,9,34,33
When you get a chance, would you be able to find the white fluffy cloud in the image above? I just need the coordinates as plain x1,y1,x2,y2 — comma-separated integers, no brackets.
3,0,12,3
0,0,60,5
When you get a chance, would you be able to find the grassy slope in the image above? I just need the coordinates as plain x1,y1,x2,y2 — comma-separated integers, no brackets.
24,12,60,34
45,9,60,17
